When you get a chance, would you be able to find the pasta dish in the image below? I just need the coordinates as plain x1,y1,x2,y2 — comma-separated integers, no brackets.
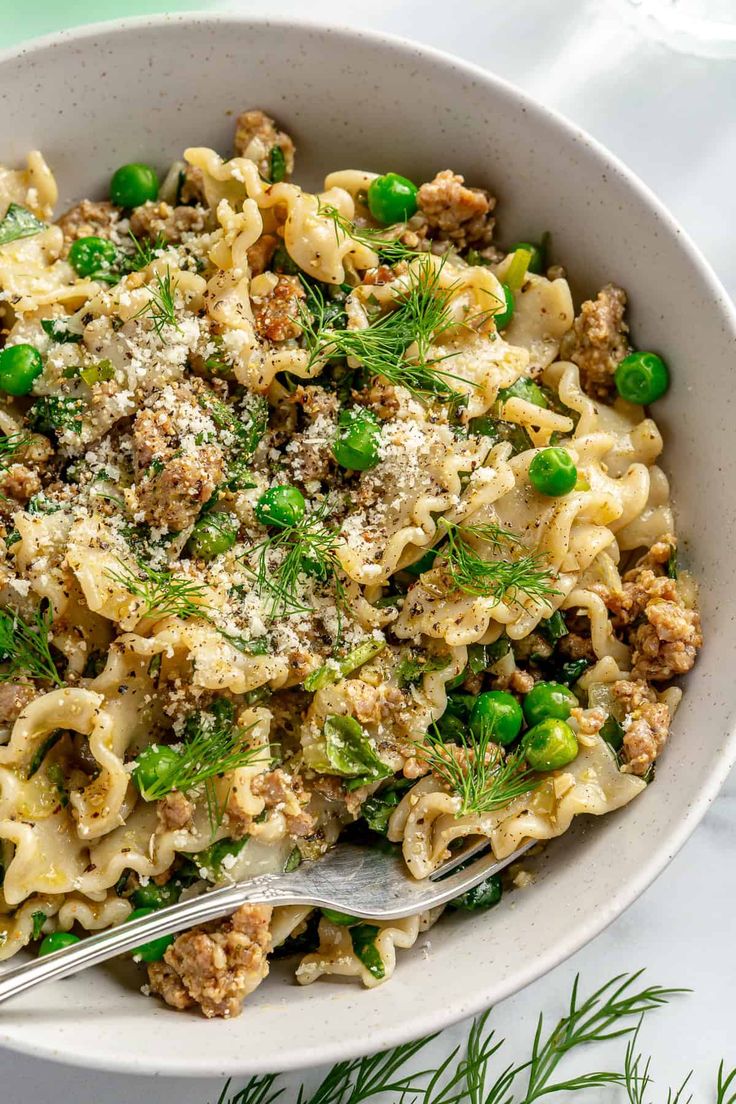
0,110,701,1017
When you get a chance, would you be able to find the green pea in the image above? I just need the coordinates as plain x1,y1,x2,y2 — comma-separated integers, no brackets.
68,235,118,278
469,690,523,747
449,872,502,912
509,241,544,274
186,512,239,560
614,351,670,405
332,408,381,471
109,162,159,208
255,484,305,528
367,173,418,225
493,283,515,329
522,681,579,727
322,908,360,926
38,931,80,956
528,447,578,497
132,744,181,798
0,343,43,396
126,906,174,964
523,718,578,771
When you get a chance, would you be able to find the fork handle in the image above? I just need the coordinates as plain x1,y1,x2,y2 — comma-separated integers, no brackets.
0,871,302,1006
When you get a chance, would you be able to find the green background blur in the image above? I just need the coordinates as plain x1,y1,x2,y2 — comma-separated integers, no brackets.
0,0,216,49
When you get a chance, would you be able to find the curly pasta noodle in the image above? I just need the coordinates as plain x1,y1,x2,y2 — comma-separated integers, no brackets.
0,109,700,1015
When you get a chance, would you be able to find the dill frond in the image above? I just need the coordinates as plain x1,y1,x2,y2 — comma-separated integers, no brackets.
318,201,420,265
0,432,31,499
134,265,180,338
135,708,264,805
421,718,538,817
521,971,687,1103
209,970,684,1104
107,558,212,623
437,519,559,606
0,600,64,686
243,499,344,623
299,257,469,404
0,432,30,462
126,230,167,271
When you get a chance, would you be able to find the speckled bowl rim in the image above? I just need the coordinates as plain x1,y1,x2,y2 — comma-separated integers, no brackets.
0,11,734,1077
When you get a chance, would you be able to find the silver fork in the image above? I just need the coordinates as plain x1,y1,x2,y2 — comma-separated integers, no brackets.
0,837,531,1005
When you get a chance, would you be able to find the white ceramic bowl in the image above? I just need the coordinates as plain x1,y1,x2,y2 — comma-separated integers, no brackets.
0,12,733,1078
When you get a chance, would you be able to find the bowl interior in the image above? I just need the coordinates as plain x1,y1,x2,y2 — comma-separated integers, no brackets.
0,14,734,1076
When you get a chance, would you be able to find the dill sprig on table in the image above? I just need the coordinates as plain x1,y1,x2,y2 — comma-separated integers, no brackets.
211,971,688,1104
299,256,469,403
0,600,64,686
436,519,559,606
107,558,213,623
243,500,345,622
421,718,538,817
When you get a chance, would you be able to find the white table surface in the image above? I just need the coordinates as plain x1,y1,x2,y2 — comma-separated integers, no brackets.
1,1,734,1098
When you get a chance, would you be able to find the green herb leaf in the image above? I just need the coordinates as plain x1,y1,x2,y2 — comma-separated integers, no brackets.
27,396,86,437
539,609,568,644
422,716,538,817
304,638,386,692
396,650,450,688
437,519,559,607
318,201,420,266
448,872,502,913
0,601,64,687
40,318,83,344
283,846,302,873
106,558,212,623
268,146,287,184
349,923,386,981
243,498,344,623
134,266,180,338
31,910,47,940
601,714,625,752
0,203,46,246
300,256,472,404
192,836,249,881
667,544,678,580
360,779,414,834
307,714,392,791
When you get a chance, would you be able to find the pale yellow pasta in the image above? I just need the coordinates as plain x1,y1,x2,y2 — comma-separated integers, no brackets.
0,120,699,1016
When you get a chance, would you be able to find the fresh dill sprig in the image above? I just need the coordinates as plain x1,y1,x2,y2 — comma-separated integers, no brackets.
298,1036,434,1104
436,519,559,606
0,432,31,499
718,1061,736,1104
519,971,682,1103
0,600,64,686
243,499,344,622
299,257,469,404
318,202,420,265
107,558,212,623
214,1077,283,1104
211,970,683,1104
135,706,263,805
134,266,180,338
0,432,30,464
421,718,538,817
127,230,167,271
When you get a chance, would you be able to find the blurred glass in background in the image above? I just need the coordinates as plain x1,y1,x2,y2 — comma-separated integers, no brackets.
618,0,736,56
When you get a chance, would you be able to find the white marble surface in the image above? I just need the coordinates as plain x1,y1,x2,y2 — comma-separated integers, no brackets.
1,0,735,1098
